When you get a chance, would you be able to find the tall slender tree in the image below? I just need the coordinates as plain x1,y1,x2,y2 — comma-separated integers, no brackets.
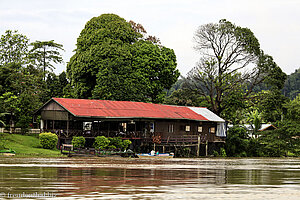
29,40,64,80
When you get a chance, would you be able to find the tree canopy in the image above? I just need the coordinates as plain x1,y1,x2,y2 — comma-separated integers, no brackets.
0,30,66,131
67,14,179,103
283,68,300,99
29,40,64,80
184,19,286,117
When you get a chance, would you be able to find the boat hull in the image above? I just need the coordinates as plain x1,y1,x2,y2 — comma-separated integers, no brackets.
136,153,174,159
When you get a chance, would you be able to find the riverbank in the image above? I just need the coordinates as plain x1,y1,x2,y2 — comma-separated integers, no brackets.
0,133,64,157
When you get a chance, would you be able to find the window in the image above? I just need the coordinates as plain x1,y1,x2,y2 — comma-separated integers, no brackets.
168,124,174,133
121,123,127,132
83,122,92,131
209,127,215,133
185,125,190,132
150,122,154,133
198,126,203,132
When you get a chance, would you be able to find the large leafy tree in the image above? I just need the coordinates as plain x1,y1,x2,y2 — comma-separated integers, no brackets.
43,71,69,101
0,30,29,69
257,95,300,156
67,14,179,103
29,40,64,80
0,30,59,130
185,19,286,117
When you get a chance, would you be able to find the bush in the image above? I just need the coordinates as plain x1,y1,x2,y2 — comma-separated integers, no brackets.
122,139,132,150
108,137,123,149
0,132,7,150
94,136,132,151
220,148,227,157
213,150,219,157
107,145,117,150
72,136,86,148
94,136,110,150
39,132,58,149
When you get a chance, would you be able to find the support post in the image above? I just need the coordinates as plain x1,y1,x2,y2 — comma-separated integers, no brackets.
205,140,208,157
163,145,165,153
197,135,200,157
154,143,156,151
41,119,44,131
67,120,69,138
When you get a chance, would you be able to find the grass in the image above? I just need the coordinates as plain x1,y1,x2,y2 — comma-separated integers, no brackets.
0,133,64,157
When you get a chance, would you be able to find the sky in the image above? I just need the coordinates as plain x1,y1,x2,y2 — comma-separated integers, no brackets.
0,0,299,76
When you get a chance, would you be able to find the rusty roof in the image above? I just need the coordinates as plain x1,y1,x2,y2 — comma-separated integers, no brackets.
48,98,223,122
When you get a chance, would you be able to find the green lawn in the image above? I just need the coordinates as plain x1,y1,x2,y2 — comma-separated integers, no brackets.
0,133,64,157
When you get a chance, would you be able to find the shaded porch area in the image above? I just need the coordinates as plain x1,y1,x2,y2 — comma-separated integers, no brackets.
42,119,155,139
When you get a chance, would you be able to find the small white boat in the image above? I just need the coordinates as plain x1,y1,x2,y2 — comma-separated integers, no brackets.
136,153,174,159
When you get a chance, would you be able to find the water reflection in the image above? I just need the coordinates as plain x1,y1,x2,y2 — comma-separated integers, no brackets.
0,158,300,199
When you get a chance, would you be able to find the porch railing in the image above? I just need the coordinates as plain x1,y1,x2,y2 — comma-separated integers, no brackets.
44,129,225,143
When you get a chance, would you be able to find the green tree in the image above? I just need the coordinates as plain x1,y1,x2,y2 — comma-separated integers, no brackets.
67,14,179,103
256,90,288,123
185,19,286,116
284,94,300,121
29,40,64,80
0,113,8,127
259,121,300,157
0,30,68,132
0,92,20,133
225,126,249,157
166,79,185,96
164,89,210,107
247,110,262,137
0,30,29,68
257,94,300,156
44,72,69,100
283,68,300,99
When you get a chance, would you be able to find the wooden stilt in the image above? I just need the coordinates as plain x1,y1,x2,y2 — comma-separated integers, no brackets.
197,135,200,157
205,140,208,157
67,119,69,138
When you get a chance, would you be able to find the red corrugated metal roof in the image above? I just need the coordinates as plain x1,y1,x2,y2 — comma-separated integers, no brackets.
52,98,208,121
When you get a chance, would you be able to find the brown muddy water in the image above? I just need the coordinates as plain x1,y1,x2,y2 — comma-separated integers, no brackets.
0,157,300,199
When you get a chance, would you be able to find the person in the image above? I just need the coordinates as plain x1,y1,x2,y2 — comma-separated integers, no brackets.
150,150,155,156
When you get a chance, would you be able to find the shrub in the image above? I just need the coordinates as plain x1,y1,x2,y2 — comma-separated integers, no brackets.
122,139,132,150
213,150,219,157
72,136,86,148
108,137,123,149
107,145,117,150
220,148,227,157
0,132,7,150
94,136,110,150
39,132,58,149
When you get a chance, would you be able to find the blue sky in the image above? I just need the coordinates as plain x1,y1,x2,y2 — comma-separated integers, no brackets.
0,0,299,75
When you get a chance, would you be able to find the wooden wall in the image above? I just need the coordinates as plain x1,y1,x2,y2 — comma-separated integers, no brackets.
154,120,217,137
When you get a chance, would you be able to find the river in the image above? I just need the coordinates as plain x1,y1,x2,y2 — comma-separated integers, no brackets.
0,157,300,199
